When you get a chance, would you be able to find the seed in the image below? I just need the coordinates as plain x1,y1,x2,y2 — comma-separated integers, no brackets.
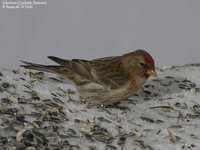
140,116,155,123
49,77,63,83
2,82,10,89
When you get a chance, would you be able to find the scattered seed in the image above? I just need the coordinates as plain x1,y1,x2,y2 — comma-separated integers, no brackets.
30,71,44,80
181,79,192,83
133,94,139,96
16,113,26,122
97,117,112,123
48,77,63,83
190,134,199,139
66,128,77,135
106,145,117,150
134,140,146,148
93,131,112,143
143,90,151,95
156,119,164,123
23,84,32,90
156,130,161,135
150,106,174,110
7,93,18,103
31,90,40,100
166,131,181,143
169,125,183,129
143,97,151,100
185,113,199,119
67,88,76,94
118,136,126,146
69,145,79,150
174,102,188,109
115,125,125,135
165,76,174,79
178,82,196,90
16,131,23,142
140,116,155,123
1,65,200,149
191,105,200,115
144,84,155,88
52,97,64,104
2,82,10,89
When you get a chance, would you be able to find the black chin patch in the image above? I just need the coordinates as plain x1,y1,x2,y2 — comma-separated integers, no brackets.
143,73,149,78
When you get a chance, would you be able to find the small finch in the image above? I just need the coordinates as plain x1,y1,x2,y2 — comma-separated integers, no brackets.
20,49,156,104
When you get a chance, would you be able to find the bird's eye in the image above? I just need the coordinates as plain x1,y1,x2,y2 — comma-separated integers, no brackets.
139,62,145,68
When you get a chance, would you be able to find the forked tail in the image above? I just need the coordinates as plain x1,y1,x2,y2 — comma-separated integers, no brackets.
20,60,63,73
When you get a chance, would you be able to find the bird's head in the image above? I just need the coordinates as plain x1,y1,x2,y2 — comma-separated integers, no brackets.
122,49,156,78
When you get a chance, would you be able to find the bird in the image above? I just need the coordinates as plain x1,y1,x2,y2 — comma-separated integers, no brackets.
20,49,156,105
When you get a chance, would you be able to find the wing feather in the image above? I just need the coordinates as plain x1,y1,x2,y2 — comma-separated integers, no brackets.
48,56,129,88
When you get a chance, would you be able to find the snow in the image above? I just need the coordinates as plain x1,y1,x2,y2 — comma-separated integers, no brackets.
0,64,200,149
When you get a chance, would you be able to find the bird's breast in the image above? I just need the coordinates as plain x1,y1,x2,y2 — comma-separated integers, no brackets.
76,77,147,104
135,77,148,89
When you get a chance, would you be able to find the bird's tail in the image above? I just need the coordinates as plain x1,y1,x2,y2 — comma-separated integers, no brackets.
20,60,65,74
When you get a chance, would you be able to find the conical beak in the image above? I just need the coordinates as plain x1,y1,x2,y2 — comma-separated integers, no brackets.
147,69,157,77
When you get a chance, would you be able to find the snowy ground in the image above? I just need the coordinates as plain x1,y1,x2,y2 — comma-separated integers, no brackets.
0,64,200,150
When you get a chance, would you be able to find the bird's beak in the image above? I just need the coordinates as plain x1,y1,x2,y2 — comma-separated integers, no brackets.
147,69,157,77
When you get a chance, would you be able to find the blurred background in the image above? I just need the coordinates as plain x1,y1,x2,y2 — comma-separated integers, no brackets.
1,0,200,69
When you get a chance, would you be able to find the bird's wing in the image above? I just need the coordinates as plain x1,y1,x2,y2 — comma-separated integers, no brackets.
91,56,129,88
48,56,129,88
48,56,96,83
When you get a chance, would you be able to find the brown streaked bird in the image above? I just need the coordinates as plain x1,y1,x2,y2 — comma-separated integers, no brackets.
20,49,156,104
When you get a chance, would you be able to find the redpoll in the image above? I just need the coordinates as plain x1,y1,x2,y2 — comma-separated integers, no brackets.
20,49,156,104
